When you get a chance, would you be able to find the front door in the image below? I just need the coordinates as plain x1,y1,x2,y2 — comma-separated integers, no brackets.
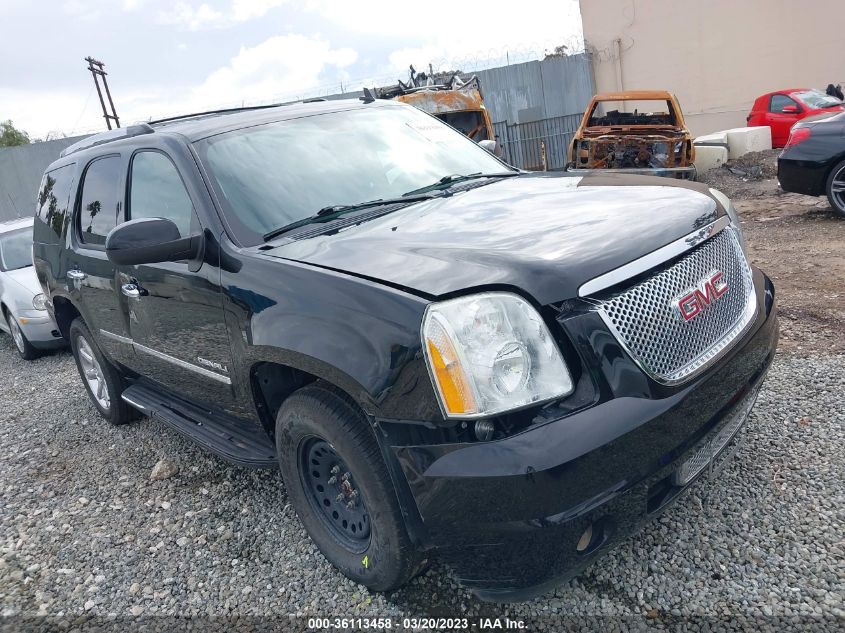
119,150,237,412
765,94,802,147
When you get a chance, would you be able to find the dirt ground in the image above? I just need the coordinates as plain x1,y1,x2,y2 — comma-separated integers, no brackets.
699,151,845,356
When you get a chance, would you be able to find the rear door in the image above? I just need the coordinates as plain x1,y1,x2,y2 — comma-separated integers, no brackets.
117,148,237,411
66,154,135,366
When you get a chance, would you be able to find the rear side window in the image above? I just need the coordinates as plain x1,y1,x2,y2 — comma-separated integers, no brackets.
128,151,194,237
78,155,122,246
769,94,799,113
34,164,75,242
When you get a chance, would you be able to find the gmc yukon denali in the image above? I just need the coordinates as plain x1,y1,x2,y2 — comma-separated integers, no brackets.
32,99,778,601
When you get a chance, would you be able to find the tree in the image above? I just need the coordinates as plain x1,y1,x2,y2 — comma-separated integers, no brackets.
0,120,31,147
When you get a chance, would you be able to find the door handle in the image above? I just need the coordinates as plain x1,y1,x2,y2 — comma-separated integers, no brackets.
67,269,87,281
121,283,141,299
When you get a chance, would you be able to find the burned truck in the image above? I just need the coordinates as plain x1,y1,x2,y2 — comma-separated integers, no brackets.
567,90,696,179
376,67,499,155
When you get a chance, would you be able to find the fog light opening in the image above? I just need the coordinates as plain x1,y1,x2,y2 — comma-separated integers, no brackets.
474,420,495,442
576,524,593,552
576,517,614,555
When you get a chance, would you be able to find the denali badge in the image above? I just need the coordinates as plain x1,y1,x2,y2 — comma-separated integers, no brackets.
673,271,729,322
197,357,229,373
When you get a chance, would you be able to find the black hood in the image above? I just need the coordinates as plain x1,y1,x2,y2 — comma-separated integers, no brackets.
261,174,722,304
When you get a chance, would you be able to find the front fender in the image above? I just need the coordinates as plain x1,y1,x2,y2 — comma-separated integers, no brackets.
221,248,441,422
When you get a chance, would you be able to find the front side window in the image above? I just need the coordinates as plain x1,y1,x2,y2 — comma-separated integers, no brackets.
0,228,32,271
35,164,75,240
129,151,194,237
769,94,799,113
78,156,122,246
195,105,510,245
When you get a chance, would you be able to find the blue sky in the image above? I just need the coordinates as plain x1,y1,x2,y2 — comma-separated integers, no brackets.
2,0,583,138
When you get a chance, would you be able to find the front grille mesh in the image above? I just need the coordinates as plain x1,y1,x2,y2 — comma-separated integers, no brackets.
594,228,755,384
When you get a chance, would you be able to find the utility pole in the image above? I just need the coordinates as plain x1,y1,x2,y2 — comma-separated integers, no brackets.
85,56,120,130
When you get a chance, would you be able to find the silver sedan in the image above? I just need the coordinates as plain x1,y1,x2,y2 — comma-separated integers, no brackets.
0,217,64,359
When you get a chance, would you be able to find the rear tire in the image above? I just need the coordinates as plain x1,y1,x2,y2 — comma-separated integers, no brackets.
69,318,138,425
825,158,845,218
5,312,40,361
275,384,423,592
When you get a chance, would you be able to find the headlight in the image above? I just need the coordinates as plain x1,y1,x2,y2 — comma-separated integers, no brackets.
709,187,747,253
422,292,573,418
32,294,48,311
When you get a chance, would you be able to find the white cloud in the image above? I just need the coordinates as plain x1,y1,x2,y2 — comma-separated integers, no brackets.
190,34,357,107
307,0,583,74
157,0,290,30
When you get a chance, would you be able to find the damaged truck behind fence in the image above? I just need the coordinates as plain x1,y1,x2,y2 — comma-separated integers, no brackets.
567,91,696,179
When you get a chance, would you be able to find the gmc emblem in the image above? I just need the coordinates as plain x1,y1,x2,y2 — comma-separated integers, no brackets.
673,271,729,322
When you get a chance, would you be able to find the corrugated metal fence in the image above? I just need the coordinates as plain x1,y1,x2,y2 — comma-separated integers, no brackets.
493,113,583,171
475,54,594,171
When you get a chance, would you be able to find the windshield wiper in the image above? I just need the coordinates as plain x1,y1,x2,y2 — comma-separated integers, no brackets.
262,193,442,242
402,171,520,196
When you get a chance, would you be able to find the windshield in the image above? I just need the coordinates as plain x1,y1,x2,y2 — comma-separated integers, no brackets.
0,228,32,271
796,90,843,109
196,105,511,245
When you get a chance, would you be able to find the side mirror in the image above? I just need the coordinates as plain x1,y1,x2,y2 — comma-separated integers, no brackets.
781,105,800,114
479,139,503,157
105,218,202,266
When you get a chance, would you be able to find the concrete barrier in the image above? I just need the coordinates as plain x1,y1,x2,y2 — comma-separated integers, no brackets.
693,145,729,172
723,126,772,158
694,131,729,147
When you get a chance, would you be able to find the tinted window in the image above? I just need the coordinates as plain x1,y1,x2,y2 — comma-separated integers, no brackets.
78,156,121,246
0,228,32,271
770,94,799,113
129,151,194,237
35,164,75,241
196,106,510,245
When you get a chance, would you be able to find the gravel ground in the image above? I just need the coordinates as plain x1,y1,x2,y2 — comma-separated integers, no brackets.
1,335,843,631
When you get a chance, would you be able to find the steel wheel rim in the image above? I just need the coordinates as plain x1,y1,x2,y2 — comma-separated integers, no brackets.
7,315,25,354
832,164,845,211
299,437,371,552
76,336,110,411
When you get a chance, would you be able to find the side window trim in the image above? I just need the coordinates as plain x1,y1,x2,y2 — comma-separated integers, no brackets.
126,148,200,237
769,94,799,114
74,153,123,251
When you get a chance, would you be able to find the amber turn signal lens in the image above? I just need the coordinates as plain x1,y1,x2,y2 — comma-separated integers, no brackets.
426,338,476,415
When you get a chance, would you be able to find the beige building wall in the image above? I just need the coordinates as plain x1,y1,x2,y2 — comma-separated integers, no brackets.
578,0,844,136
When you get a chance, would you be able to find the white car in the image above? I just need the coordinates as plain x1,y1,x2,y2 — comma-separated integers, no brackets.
0,217,64,359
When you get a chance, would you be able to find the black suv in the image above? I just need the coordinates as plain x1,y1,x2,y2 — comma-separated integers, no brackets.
32,100,778,601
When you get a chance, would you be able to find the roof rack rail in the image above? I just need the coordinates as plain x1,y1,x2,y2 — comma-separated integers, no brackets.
59,123,155,158
147,103,285,126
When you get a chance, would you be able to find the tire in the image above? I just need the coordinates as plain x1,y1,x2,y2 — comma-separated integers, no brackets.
69,318,138,425
825,158,845,218
5,311,40,361
275,384,423,592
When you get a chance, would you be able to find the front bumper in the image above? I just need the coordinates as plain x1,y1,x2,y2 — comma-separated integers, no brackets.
17,313,64,349
387,270,777,601
567,165,697,180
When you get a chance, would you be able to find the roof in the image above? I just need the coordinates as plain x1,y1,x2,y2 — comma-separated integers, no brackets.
61,99,398,159
591,91,676,101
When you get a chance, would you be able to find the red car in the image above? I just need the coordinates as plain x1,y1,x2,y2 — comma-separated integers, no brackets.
747,88,844,147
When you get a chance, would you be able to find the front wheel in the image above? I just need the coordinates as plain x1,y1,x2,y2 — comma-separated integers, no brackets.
275,385,423,592
826,158,845,218
5,312,40,361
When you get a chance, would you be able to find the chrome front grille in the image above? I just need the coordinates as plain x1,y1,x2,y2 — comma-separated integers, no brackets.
594,228,756,384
